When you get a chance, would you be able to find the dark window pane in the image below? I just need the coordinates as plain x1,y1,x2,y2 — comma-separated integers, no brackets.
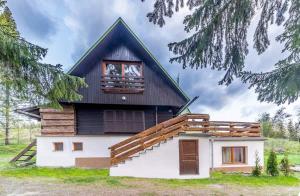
124,64,142,77
73,142,83,151
54,142,63,151
105,63,122,76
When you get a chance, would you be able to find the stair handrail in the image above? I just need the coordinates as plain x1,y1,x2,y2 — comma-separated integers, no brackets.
110,114,210,165
10,139,37,163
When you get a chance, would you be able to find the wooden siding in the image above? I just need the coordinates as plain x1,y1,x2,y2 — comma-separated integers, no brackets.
40,105,75,135
104,44,141,61
73,43,187,107
75,104,174,135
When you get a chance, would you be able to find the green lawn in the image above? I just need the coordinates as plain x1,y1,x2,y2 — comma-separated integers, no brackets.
0,141,299,187
0,144,26,169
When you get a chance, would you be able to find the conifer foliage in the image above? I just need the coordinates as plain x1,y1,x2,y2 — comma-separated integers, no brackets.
266,150,279,176
252,151,263,176
280,154,291,176
142,0,300,105
0,0,87,108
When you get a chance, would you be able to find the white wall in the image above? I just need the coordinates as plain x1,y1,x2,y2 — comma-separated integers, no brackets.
110,136,211,179
36,135,129,167
211,140,264,168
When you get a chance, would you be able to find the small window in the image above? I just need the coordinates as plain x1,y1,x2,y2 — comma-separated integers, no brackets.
53,142,63,151
222,147,246,164
73,142,83,151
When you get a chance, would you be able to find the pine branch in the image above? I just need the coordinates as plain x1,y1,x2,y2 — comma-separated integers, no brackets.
241,61,300,104
0,4,87,108
142,0,300,104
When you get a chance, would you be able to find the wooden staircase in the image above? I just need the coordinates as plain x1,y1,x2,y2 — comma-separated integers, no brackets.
10,139,37,166
109,114,261,166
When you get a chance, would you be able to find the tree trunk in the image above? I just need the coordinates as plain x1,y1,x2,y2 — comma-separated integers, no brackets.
4,82,10,145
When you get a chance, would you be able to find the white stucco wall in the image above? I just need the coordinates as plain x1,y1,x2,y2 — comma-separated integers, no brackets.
211,139,264,168
36,135,129,167
110,135,211,179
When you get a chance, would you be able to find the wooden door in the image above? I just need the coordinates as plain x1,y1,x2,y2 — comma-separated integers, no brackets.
179,140,199,175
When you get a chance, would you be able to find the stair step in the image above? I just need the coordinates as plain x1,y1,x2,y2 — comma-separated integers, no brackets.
10,140,37,164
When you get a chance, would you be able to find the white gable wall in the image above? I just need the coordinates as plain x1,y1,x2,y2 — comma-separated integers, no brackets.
110,135,211,179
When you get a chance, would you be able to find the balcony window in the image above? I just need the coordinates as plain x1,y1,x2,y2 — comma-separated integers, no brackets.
101,61,144,93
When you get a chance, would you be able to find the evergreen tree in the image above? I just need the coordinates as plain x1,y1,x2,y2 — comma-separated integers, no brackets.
272,107,290,138
0,1,87,109
251,151,262,176
266,150,279,176
280,154,291,176
258,112,273,137
0,4,21,145
142,0,300,105
176,73,180,86
287,119,297,141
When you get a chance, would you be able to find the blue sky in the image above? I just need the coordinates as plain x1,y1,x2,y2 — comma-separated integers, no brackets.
7,0,300,121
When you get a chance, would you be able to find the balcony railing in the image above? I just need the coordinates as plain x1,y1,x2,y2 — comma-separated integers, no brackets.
101,75,144,93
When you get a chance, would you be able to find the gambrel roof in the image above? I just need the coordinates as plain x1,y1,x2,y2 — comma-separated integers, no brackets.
68,17,189,102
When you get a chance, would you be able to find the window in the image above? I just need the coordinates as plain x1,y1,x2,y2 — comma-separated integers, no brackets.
103,110,145,133
222,147,246,164
53,142,63,151
73,142,83,151
101,61,144,93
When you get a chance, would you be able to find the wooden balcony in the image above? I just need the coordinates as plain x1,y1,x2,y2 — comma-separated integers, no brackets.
101,75,144,93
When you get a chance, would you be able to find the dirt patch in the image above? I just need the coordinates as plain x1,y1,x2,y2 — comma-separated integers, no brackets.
0,177,299,196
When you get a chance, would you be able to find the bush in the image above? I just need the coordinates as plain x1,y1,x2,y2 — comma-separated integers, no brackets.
252,151,262,176
280,154,292,176
266,150,279,176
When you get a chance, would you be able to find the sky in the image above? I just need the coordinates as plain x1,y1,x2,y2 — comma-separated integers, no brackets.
6,0,300,122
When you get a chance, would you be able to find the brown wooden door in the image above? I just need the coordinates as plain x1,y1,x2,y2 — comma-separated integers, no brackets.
179,140,199,175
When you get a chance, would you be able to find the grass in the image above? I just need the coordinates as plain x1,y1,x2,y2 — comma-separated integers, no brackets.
0,144,26,169
0,167,125,186
153,172,300,187
265,138,300,154
0,141,299,188
264,153,300,166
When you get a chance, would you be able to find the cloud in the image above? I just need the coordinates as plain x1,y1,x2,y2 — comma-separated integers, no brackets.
8,0,298,122
7,0,57,40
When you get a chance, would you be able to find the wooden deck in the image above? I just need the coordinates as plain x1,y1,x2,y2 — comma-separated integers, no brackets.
110,114,261,165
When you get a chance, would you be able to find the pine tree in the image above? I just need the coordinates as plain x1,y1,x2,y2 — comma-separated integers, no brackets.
287,119,297,141
266,150,279,176
0,5,20,145
272,108,290,138
252,151,262,176
0,1,87,109
258,112,273,137
176,73,180,86
280,154,291,176
142,0,300,105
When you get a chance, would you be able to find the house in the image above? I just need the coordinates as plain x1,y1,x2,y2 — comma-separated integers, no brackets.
17,18,264,179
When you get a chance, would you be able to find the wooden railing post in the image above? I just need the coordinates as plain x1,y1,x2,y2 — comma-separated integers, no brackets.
109,114,261,166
